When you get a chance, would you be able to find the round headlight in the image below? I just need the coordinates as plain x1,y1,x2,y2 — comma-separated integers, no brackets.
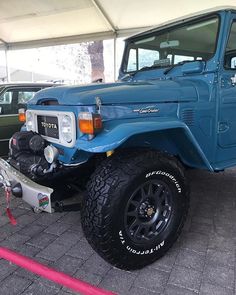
26,111,34,131
44,145,59,164
61,115,73,143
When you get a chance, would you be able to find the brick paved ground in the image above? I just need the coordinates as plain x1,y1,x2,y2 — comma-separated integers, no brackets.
0,168,236,295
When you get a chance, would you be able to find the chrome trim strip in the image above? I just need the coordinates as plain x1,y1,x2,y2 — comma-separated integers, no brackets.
0,139,9,142
0,114,18,117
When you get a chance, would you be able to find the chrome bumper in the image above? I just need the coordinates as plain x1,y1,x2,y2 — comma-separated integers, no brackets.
0,158,53,213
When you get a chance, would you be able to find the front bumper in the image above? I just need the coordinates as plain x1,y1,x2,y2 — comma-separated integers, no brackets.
0,158,53,213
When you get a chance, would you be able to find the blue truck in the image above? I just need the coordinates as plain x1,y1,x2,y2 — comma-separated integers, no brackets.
0,8,236,270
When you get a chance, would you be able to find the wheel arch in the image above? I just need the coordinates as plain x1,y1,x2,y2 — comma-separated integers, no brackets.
77,120,213,171
120,128,212,170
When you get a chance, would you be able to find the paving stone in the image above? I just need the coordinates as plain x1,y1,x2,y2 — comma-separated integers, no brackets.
0,232,31,249
202,264,235,290
55,230,82,247
22,283,60,295
0,215,10,227
0,227,9,241
179,232,209,253
199,282,234,295
22,277,61,295
26,232,58,249
51,255,83,275
34,212,65,226
68,223,85,239
16,213,40,226
149,247,178,272
134,268,169,293
81,253,111,276
168,265,201,292
175,249,205,271
0,259,18,281
18,223,47,237
44,222,72,236
16,244,41,257
191,216,213,225
73,268,103,287
205,249,235,268
0,222,24,237
208,234,236,251
10,207,31,218
0,274,32,295
126,286,160,294
57,291,80,295
164,284,197,295
36,241,72,262
66,240,94,260
99,268,136,293
57,212,81,225
190,222,214,235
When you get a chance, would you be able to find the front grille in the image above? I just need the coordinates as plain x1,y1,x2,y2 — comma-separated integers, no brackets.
37,115,59,139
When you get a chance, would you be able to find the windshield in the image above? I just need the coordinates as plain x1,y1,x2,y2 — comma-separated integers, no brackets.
123,15,219,73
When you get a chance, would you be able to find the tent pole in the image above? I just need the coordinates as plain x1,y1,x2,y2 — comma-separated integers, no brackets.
113,35,117,81
5,48,10,82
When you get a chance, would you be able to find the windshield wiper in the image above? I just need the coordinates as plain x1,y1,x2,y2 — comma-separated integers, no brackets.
121,64,165,81
163,60,203,75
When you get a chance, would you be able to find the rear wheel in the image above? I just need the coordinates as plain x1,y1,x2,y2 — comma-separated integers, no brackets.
81,150,189,270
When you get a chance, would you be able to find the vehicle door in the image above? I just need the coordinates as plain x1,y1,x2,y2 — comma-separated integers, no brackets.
218,18,236,151
0,87,41,157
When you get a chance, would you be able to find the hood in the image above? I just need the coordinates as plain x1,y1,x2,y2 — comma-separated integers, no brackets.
29,79,199,106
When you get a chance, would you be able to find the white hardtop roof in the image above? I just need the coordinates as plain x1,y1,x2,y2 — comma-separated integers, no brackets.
0,1,236,50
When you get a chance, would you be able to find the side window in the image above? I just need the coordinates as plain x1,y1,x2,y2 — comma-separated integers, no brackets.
0,90,14,115
138,48,159,69
126,48,160,72
224,21,236,69
127,49,137,72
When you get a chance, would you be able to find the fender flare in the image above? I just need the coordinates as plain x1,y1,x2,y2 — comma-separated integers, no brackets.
77,119,213,171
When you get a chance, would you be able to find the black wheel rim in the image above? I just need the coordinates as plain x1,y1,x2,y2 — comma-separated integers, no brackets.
124,180,173,243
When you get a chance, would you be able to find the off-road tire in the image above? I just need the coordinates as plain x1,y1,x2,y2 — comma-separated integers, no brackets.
81,150,189,270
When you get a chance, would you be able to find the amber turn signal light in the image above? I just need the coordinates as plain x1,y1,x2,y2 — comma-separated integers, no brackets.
18,108,26,122
78,112,102,135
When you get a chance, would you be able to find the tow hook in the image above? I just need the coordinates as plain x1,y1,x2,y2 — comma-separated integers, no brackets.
11,183,22,198
0,175,22,198
0,175,18,225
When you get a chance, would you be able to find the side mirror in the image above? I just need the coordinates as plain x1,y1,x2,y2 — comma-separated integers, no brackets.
182,61,204,74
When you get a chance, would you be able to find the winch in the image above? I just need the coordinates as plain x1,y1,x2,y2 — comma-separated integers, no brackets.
9,131,56,180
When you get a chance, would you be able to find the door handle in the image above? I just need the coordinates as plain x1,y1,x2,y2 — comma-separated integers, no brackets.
218,122,229,132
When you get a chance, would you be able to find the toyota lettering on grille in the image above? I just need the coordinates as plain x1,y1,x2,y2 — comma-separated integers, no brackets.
41,122,58,129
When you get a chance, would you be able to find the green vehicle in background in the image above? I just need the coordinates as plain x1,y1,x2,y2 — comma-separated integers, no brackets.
0,83,55,157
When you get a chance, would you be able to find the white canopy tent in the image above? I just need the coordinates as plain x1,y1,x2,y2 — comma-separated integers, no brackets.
0,0,236,80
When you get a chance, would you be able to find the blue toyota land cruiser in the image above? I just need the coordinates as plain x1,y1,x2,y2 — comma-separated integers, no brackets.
0,8,236,270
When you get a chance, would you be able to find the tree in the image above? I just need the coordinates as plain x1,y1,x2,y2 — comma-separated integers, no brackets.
88,41,105,82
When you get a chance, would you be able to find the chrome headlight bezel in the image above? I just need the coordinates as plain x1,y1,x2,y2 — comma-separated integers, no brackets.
60,114,73,143
26,110,34,131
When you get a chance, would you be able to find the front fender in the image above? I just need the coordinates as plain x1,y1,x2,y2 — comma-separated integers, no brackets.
77,118,213,171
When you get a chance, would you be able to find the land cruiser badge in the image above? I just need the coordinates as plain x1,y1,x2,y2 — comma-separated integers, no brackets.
133,106,159,114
